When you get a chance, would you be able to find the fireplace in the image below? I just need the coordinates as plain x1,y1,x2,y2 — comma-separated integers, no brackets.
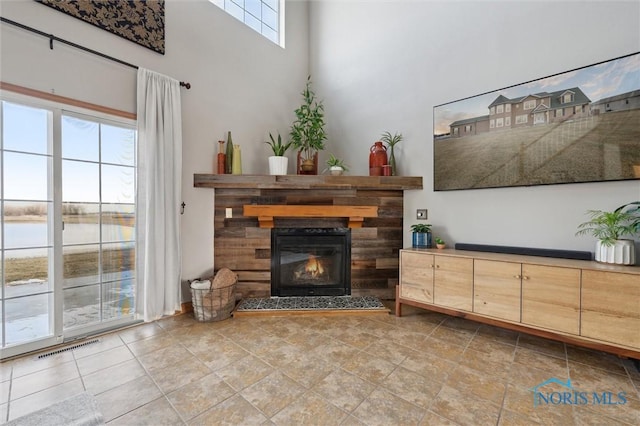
271,228,351,297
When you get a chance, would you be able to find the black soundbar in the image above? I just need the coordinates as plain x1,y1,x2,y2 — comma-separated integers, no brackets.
454,243,592,261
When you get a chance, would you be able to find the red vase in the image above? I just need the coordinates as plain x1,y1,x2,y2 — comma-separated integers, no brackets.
369,141,388,176
217,140,226,174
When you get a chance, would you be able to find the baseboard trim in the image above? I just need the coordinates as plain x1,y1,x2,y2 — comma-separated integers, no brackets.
454,243,592,261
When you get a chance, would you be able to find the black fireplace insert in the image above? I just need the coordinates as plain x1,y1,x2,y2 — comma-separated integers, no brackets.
271,228,351,297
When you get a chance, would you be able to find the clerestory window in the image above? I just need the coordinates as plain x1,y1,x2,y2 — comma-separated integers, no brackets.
209,0,284,47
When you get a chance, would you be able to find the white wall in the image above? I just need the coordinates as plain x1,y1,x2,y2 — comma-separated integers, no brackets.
2,0,639,290
309,0,640,253
0,0,309,282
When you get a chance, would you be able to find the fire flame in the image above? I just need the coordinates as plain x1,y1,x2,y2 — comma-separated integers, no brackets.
305,255,325,278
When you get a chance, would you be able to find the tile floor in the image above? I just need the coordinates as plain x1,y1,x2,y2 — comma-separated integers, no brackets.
1,304,639,425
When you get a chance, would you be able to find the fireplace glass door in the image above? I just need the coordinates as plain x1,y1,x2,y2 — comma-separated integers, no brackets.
271,228,351,297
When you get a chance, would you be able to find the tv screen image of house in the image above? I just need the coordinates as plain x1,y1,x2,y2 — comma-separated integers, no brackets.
433,52,640,191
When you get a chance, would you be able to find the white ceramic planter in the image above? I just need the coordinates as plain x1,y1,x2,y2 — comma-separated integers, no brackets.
595,239,636,265
329,166,344,176
268,156,288,175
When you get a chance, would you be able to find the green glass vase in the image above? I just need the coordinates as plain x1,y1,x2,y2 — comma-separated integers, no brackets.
225,131,234,174
389,146,397,176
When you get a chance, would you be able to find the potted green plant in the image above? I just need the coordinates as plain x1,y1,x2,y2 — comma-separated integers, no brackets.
435,237,446,249
617,201,640,233
324,154,348,175
265,132,292,175
575,201,639,265
290,76,327,174
410,224,432,248
380,131,403,176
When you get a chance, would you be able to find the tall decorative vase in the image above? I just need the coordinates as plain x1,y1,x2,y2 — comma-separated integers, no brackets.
369,141,388,176
388,145,397,176
232,145,242,174
217,140,226,174
225,131,234,174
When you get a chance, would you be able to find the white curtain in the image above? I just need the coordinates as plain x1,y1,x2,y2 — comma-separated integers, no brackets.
136,68,183,321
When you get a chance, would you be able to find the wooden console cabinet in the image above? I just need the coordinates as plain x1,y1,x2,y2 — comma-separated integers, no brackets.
397,248,640,358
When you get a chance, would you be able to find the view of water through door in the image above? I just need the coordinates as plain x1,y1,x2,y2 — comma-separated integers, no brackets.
1,97,137,359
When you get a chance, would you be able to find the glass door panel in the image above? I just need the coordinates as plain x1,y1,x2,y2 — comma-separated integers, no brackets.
102,278,135,321
61,115,99,161
62,202,100,245
63,243,100,287
4,153,49,200
5,293,53,346
62,160,99,203
63,284,100,329
101,204,134,242
62,113,136,332
101,164,135,203
2,102,49,154
1,101,55,354
102,242,135,282
101,124,135,166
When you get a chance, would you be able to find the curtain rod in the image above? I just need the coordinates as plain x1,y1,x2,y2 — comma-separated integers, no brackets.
0,16,191,89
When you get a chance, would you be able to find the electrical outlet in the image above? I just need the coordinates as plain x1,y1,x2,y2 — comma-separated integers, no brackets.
225,208,233,218
416,209,428,220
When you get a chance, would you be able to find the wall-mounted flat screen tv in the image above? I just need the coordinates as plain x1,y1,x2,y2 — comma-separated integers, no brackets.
433,52,640,191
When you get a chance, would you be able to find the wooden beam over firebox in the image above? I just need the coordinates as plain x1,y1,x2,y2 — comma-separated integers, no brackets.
243,205,378,228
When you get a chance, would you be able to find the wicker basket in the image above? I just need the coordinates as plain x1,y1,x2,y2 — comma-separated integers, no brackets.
191,281,236,322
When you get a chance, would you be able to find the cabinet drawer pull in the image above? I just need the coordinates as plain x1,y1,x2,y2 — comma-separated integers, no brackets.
435,265,440,268
429,264,434,268
523,276,529,280
514,275,521,279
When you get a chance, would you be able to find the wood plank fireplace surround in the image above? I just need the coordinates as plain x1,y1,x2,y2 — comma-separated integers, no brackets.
193,175,423,300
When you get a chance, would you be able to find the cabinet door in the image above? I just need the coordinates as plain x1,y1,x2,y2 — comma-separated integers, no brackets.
399,251,434,304
581,270,640,349
474,259,521,322
521,264,580,335
433,256,473,311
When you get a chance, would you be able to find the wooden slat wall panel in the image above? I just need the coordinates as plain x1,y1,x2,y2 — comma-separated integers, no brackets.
213,186,411,300
237,271,271,281
214,239,270,249
236,282,270,298
352,259,377,269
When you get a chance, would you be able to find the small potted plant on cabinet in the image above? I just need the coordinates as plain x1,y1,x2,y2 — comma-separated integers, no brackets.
290,76,327,174
324,154,348,175
265,132,292,175
575,201,639,265
410,224,432,248
435,237,446,249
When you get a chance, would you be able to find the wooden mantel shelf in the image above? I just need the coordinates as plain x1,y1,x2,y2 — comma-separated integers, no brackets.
243,205,378,228
194,174,423,190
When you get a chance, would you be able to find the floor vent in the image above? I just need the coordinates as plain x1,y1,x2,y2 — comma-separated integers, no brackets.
37,339,100,359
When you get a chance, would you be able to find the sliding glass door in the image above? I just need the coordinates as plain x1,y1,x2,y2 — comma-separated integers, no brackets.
1,95,137,358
